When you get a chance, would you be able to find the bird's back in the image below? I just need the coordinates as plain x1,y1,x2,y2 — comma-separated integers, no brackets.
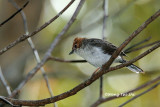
83,38,126,56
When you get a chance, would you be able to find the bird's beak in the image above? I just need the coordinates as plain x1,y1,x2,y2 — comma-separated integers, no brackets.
69,49,74,55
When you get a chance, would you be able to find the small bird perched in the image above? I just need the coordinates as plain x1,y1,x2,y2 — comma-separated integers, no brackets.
69,37,144,73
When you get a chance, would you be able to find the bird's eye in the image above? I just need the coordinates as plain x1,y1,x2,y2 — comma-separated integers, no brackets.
74,44,77,48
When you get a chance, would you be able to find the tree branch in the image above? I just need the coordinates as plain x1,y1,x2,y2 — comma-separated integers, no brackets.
0,0,75,55
0,96,15,107
125,40,160,53
49,56,87,63
99,0,108,99
8,0,56,104
124,36,151,53
102,0,108,40
0,0,29,27
0,66,12,96
10,0,85,98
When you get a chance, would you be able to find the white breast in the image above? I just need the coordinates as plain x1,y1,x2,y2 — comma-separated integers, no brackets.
76,46,117,67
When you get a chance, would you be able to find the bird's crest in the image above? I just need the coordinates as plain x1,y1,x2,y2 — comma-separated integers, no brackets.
72,37,85,49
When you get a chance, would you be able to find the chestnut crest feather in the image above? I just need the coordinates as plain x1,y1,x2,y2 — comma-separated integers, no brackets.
69,37,85,55
72,37,85,49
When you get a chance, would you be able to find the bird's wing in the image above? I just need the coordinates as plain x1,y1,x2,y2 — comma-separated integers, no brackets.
87,38,126,56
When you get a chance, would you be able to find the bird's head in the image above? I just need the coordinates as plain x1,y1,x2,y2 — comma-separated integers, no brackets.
69,37,85,55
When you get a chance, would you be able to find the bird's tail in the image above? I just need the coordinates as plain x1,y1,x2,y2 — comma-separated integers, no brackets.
127,64,144,74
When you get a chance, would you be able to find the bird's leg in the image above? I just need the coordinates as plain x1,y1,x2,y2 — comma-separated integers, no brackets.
92,67,100,76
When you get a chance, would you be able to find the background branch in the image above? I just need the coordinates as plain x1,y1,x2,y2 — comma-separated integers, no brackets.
10,0,85,98
0,0,29,27
99,0,108,100
0,96,15,107
0,0,75,55
49,56,87,63
8,0,57,106
125,40,160,54
102,0,108,40
124,36,151,53
0,66,11,96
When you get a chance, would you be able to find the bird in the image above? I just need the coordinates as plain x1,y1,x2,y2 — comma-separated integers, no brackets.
69,37,144,74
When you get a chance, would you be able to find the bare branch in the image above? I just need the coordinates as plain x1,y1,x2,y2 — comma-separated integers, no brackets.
0,66,12,96
0,0,75,55
102,0,108,40
125,40,160,53
28,38,56,101
119,82,160,107
124,36,151,53
8,0,56,104
99,0,108,99
10,0,85,98
99,76,103,98
0,0,29,27
49,56,87,63
0,96,15,107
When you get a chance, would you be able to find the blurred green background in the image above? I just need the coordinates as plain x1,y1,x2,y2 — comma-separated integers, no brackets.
0,0,160,107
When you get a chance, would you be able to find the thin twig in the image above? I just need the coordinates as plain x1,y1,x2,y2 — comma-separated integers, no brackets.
0,0,76,55
119,82,160,107
124,36,151,53
0,96,15,107
8,1,56,106
102,0,108,40
99,0,108,99
49,56,87,63
27,38,56,103
0,66,12,96
0,0,29,27
125,40,160,54
91,76,160,107
10,0,85,98
99,76,103,98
